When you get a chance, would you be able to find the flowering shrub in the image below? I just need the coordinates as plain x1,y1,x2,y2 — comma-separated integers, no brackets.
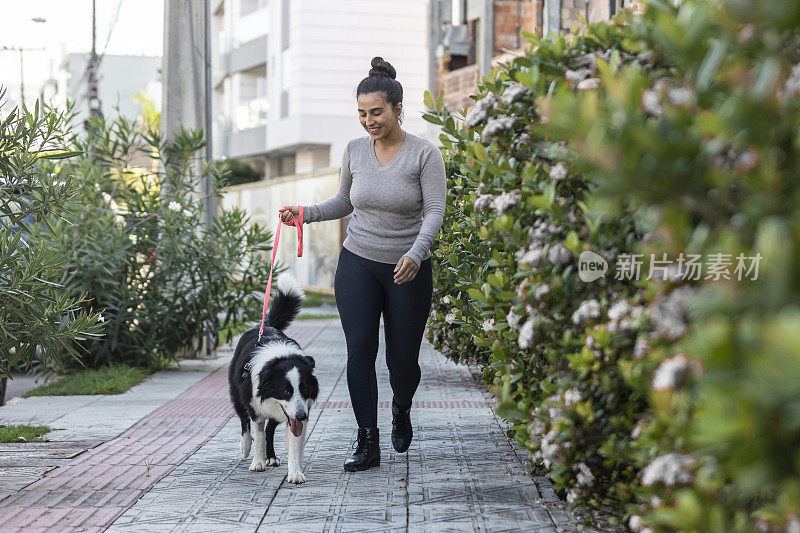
426,0,800,530
45,115,275,368
1,98,103,375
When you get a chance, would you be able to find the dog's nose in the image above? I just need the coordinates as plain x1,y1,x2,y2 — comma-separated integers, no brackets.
295,410,308,421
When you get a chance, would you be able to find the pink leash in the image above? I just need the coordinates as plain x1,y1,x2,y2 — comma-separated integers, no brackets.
258,205,303,341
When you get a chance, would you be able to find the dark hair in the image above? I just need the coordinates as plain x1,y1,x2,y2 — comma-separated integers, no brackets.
356,57,403,111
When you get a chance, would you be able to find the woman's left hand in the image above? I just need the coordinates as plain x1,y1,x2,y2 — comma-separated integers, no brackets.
394,256,419,284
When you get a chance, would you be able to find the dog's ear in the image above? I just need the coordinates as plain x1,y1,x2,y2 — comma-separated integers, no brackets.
304,356,315,369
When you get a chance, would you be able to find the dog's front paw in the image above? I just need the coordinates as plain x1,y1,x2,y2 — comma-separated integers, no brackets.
240,434,252,458
286,470,306,484
249,458,268,471
266,457,281,466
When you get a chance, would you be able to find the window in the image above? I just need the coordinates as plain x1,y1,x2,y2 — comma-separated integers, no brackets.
281,0,290,50
280,90,289,119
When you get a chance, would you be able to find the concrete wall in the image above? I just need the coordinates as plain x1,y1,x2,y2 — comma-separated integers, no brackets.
221,167,344,291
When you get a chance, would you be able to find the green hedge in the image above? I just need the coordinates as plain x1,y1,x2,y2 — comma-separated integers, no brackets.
425,1,800,530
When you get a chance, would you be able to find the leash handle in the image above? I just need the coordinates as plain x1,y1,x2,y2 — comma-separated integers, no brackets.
258,206,304,341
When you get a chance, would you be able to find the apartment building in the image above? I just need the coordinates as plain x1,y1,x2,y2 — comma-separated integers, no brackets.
432,0,640,110
211,0,433,178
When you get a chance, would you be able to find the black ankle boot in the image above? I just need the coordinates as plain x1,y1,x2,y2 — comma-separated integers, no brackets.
391,400,413,453
344,427,380,472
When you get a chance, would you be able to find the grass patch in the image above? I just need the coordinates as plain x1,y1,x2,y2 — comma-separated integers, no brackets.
23,365,154,397
303,291,336,308
0,424,51,443
297,313,339,320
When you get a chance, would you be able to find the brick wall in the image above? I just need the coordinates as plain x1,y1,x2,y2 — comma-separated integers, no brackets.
435,0,627,115
437,61,481,112
494,0,542,54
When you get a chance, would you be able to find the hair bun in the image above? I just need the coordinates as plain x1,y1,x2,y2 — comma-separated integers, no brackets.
368,56,396,79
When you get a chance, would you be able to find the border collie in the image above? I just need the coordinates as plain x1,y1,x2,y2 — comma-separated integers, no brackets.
228,274,319,484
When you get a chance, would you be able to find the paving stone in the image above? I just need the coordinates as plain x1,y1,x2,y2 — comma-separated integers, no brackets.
109,320,578,532
0,317,579,532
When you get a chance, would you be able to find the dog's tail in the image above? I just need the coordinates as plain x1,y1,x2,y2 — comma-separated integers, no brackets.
266,274,305,331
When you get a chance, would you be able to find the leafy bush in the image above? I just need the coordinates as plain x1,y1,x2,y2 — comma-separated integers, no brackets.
425,0,800,530
0,96,103,376
46,115,276,368
216,157,263,186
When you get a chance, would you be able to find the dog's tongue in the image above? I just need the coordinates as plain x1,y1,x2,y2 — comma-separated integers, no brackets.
288,417,303,437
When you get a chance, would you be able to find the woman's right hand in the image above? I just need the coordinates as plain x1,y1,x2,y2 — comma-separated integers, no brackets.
279,205,300,223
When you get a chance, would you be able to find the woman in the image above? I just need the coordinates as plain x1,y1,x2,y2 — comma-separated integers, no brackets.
280,57,446,472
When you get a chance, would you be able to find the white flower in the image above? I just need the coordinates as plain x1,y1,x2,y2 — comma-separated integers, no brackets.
510,132,531,151
183,209,192,217
517,318,535,349
515,278,530,299
733,147,760,173
576,78,600,91
667,84,693,107
607,300,630,322
473,194,494,211
481,115,517,141
641,88,663,117
506,308,523,330
530,419,546,437
573,462,594,487
539,428,561,468
565,68,593,84
490,191,520,215
547,243,572,265
444,313,456,324
633,338,651,360
549,162,568,181
516,246,543,269
631,419,648,440
649,286,694,341
500,82,527,105
651,353,689,391
563,387,582,407
464,93,497,128
650,494,663,508
784,63,800,100
566,488,580,504
534,284,550,301
97,314,105,323
481,318,495,332
629,515,643,532
571,299,601,325
640,453,696,487
440,295,451,305
168,201,181,212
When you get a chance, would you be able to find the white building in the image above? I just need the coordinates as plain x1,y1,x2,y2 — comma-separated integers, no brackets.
212,0,433,178
59,53,161,123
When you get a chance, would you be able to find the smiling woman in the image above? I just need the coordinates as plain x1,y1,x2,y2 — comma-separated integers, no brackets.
279,56,446,473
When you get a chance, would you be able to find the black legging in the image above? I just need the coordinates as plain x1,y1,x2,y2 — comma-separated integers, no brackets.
334,246,433,428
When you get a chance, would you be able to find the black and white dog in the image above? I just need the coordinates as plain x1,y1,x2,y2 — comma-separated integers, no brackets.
228,274,319,484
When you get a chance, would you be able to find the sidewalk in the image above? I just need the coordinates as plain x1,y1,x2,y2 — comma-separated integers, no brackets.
0,319,579,532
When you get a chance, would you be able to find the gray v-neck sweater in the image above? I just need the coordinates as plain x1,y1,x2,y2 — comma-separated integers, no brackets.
303,132,446,267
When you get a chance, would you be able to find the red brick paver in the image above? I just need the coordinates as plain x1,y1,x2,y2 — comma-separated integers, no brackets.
0,321,330,532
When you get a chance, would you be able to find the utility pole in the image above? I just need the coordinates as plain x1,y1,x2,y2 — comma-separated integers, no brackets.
203,0,214,226
162,0,216,359
0,45,45,107
87,0,102,118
